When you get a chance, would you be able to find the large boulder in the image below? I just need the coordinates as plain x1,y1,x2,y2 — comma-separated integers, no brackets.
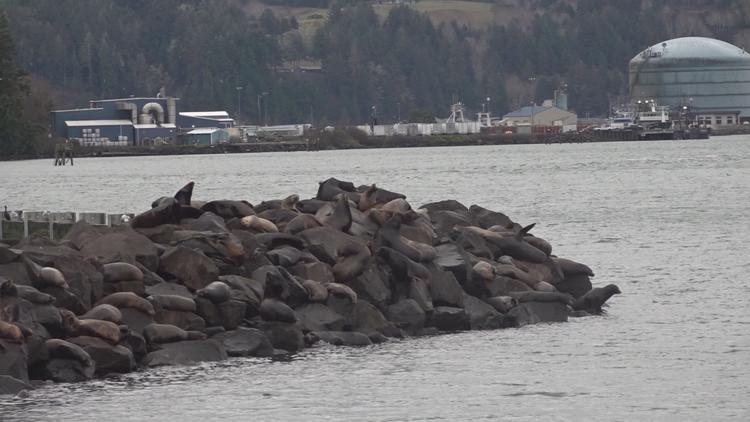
506,301,568,327
38,358,95,383
352,300,400,338
349,264,391,310
462,293,500,330
433,243,469,284
145,282,193,298
464,274,530,300
66,222,159,271
408,278,434,314
158,246,219,290
555,274,593,299
154,310,205,331
67,336,135,375
386,299,426,333
142,339,228,367
119,308,155,334
431,306,471,332
260,321,305,353
295,303,346,332
213,328,274,357
429,270,465,308
0,375,32,395
315,331,372,347
0,341,28,383
288,262,335,284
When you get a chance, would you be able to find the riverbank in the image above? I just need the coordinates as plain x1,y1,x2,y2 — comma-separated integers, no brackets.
0,179,618,394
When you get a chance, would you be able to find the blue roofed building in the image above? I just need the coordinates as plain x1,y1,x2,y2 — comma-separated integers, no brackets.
50,96,235,146
502,101,577,132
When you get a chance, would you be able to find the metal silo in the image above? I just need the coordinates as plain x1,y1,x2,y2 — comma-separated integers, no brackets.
629,37,750,117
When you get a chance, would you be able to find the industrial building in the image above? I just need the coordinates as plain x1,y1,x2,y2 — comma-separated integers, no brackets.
502,102,578,133
629,37,750,124
183,128,230,145
51,97,235,146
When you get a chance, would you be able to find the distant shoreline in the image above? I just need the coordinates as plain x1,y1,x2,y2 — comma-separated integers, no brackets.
3,129,748,162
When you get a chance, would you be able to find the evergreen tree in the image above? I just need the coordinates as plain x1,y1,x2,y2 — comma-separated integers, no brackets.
0,12,32,157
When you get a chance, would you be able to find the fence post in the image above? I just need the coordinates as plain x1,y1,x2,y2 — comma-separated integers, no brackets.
49,213,54,240
23,213,29,238
0,217,3,240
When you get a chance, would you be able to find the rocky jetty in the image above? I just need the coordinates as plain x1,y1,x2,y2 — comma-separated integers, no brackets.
0,179,619,393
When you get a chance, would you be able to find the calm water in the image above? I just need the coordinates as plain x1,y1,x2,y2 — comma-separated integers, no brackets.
1,137,749,421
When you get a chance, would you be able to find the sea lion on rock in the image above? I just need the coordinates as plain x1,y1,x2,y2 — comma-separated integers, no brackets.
45,338,94,365
316,177,356,202
553,257,595,277
572,284,621,314
524,235,552,256
82,304,122,324
285,214,322,234
376,246,431,284
96,292,155,316
24,257,68,289
377,214,436,262
301,279,328,302
358,184,406,212
102,262,144,283
201,200,254,219
196,281,231,304
143,323,204,345
0,320,24,342
486,296,518,313
148,294,197,313
472,261,496,281
259,274,297,323
534,281,557,292
326,282,357,303
240,215,279,233
332,241,370,282
281,194,300,210
295,199,328,215
315,195,352,232
15,285,56,305
78,319,121,345
131,197,182,229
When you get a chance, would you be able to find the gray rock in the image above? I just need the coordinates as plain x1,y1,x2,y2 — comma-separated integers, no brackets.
195,297,221,327
288,262,335,285
386,299,426,332
145,282,192,298
154,310,205,331
431,306,470,331
260,321,305,353
121,331,147,362
217,300,246,330
506,301,569,327
39,358,95,383
214,328,274,357
349,264,391,310
66,222,160,271
555,273,593,299
464,274,530,300
462,293,500,330
429,270,465,308
352,300,400,338
0,375,32,396
119,308,154,334
143,339,228,367
315,331,372,346
252,266,308,308
408,278,434,313
434,243,469,284
158,246,219,291
0,341,28,383
67,336,135,375
295,303,346,332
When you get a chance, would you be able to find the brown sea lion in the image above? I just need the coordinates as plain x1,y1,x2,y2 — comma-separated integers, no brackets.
285,214,322,235
197,281,231,304
148,294,197,313
81,304,123,324
486,296,518,313
0,320,24,342
78,319,121,345
508,291,574,306
240,215,279,233
281,194,300,210
315,195,352,233
102,262,144,283
24,257,68,289
472,261,496,281
96,292,155,316
572,284,621,314
143,323,203,345
301,279,328,302
45,338,93,366
534,281,557,292
325,283,357,304
553,257,595,277
524,235,552,256
15,285,56,305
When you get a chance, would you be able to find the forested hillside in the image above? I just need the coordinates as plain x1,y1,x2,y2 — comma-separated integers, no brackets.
1,0,749,156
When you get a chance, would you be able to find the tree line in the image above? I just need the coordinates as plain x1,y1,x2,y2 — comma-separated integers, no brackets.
0,0,745,157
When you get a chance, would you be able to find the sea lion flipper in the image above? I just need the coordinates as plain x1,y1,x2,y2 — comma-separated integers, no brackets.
174,181,195,206
516,223,536,240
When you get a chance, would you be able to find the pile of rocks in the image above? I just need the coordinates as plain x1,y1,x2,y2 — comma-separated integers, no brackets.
0,179,619,394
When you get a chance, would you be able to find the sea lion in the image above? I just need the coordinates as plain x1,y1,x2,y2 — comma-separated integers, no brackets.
285,214,322,234
15,285,55,305
379,198,412,214
465,224,547,263
82,304,122,324
325,283,357,304
24,257,68,289
196,281,231,304
472,261,496,281
240,215,279,233
148,294,196,313
486,296,518,313
102,262,144,283
295,199,328,214
201,200,255,219
534,281,557,292
281,194,300,210
174,181,195,206
316,177,356,202
553,257,595,277
257,208,299,232
0,245,22,264
143,323,203,345
315,195,352,233
301,279,328,302
377,214,436,262
131,197,181,229
45,338,93,366
572,284,621,314
0,320,24,342
95,292,156,316
358,184,406,212
524,235,552,256
376,246,431,284
78,319,121,345
332,241,370,282
259,298,297,323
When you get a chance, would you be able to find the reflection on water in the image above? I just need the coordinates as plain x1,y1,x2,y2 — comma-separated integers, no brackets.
1,137,750,420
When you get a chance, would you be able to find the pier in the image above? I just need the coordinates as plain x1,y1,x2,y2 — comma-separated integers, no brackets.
0,211,133,242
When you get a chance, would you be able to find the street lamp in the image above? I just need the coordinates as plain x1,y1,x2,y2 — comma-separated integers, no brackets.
257,91,268,126
235,86,243,126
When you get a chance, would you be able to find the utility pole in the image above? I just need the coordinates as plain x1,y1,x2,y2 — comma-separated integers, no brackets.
235,86,243,126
